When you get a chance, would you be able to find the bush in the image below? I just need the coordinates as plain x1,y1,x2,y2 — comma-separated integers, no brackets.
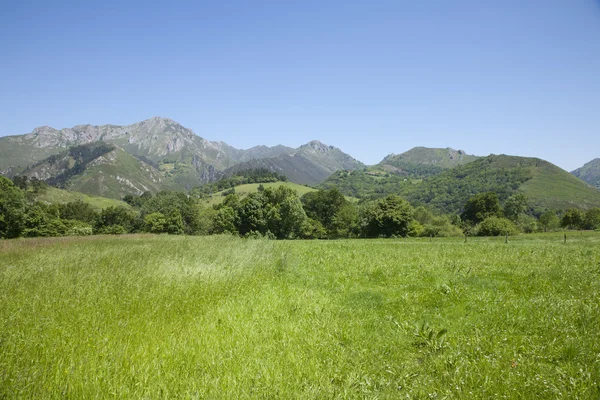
518,215,539,233
62,219,94,236
476,216,519,236
97,225,127,235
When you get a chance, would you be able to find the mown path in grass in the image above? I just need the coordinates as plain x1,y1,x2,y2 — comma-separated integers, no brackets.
1,234,599,398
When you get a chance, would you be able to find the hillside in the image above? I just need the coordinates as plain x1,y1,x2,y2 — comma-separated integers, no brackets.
22,142,183,199
33,186,132,210
378,147,479,178
571,158,600,189
323,154,600,214
223,140,365,185
319,169,414,199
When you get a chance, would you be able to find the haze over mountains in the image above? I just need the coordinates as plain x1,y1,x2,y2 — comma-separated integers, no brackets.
1,117,599,211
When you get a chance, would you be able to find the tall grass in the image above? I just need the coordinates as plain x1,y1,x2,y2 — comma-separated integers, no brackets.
1,233,599,398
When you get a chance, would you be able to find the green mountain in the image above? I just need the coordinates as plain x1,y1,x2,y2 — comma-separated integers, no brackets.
571,158,600,189
378,147,479,177
322,154,600,214
222,140,365,186
23,142,183,199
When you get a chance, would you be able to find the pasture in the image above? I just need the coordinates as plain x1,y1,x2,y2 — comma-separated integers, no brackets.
1,233,599,398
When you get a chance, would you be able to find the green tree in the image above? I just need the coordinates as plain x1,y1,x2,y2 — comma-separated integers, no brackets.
539,210,559,232
12,175,28,190
561,209,585,230
584,208,600,230
503,193,528,222
461,192,502,225
262,186,307,239
212,206,238,234
144,212,168,233
0,176,26,238
330,203,359,238
476,216,519,236
95,206,135,233
22,202,67,237
360,195,413,238
141,191,203,234
58,200,98,223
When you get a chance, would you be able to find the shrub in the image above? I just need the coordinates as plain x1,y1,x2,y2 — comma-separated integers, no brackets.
476,216,519,236
97,225,127,235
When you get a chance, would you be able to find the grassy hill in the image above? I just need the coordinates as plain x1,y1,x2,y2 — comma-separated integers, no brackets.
322,155,600,214
319,169,415,199
33,186,132,210
571,158,600,189
378,147,479,178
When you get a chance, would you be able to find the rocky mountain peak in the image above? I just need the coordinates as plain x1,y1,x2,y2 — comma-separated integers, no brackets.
304,140,334,153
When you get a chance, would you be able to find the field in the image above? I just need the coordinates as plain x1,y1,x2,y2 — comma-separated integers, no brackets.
33,186,131,210
1,234,599,398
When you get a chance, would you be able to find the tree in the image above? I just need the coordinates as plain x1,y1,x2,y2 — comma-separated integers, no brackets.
12,175,28,190
261,186,307,239
22,202,67,237
330,203,359,238
360,195,413,238
584,208,600,230
476,216,519,236
301,189,347,230
539,210,559,232
503,193,528,222
212,206,237,234
145,212,167,233
141,191,203,234
0,176,26,238
561,209,585,230
59,200,98,223
461,192,502,225
95,206,135,233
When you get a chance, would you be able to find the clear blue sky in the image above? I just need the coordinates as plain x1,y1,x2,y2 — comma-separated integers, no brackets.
1,0,599,170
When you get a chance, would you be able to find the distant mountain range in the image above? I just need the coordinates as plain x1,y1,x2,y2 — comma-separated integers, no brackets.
1,117,599,210
0,117,364,195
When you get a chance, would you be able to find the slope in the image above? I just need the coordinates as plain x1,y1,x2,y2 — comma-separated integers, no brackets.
322,154,600,214
34,186,132,210
406,155,600,214
571,158,600,189
377,147,479,178
22,142,184,199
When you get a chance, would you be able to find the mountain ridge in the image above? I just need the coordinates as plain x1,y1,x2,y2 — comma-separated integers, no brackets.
0,117,364,187
571,158,600,189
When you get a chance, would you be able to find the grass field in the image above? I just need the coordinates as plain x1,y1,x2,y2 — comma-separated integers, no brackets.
1,233,599,398
34,186,132,210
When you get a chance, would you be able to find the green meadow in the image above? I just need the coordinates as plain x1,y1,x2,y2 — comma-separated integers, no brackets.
1,234,599,398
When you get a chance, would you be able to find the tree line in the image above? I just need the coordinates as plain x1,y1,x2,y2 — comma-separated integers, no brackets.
1,175,599,240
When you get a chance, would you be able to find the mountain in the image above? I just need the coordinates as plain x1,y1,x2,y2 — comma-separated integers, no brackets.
0,118,360,187
571,158,600,189
222,140,365,186
322,154,600,214
377,147,479,178
23,142,183,199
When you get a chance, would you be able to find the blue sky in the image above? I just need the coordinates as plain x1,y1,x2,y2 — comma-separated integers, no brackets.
1,0,599,170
